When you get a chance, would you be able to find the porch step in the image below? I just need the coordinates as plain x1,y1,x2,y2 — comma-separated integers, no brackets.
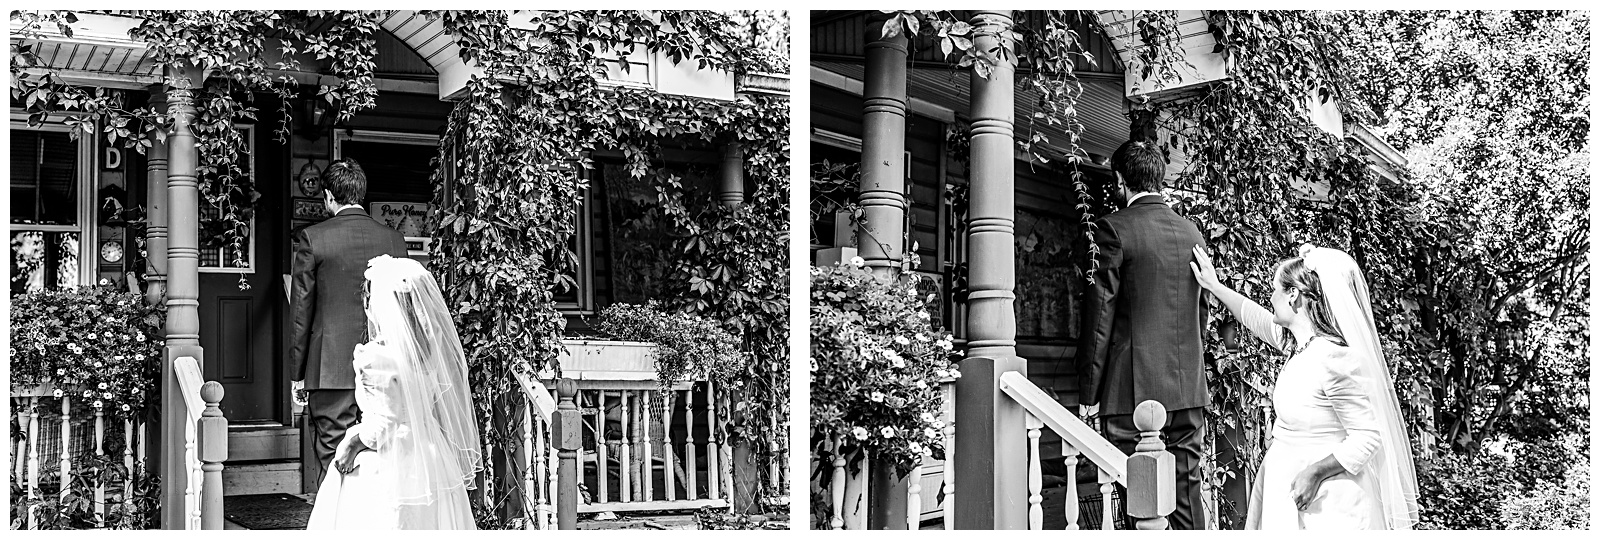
223,461,304,497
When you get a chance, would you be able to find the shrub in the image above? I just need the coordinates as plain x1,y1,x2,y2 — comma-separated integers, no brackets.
809,260,956,477
8,286,163,417
594,301,748,387
1416,450,1517,529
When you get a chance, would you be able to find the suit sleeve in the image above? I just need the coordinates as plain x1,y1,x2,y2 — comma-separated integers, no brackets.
288,229,317,381
1076,218,1124,407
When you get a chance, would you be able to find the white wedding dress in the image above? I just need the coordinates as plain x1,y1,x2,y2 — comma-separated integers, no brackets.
1237,300,1387,530
306,342,477,529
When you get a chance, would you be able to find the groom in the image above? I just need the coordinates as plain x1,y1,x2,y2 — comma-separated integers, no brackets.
1076,140,1208,529
289,159,410,485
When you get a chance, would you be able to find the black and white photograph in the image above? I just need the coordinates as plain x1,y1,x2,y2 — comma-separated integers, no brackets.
808,9,1590,531
8,9,791,530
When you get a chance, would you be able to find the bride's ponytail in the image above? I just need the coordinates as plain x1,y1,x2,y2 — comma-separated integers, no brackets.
1276,258,1348,349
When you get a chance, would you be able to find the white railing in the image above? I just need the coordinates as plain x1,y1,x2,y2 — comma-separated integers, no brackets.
173,356,227,531
819,374,1174,530
511,340,737,529
998,372,1173,530
12,384,151,529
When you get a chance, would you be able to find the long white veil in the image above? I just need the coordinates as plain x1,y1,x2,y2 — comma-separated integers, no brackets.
363,255,483,524
1300,245,1420,529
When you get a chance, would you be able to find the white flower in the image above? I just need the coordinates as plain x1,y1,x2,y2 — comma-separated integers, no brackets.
920,412,936,423
92,400,103,408
53,389,63,398
932,420,946,429
93,361,103,368
925,428,939,438
113,355,124,361
849,256,865,268
908,441,924,454
852,427,869,440
870,392,885,403
120,404,130,412
915,333,930,342
937,340,953,351
135,333,145,342
880,427,896,438
917,311,930,320
133,353,144,361
949,369,962,379
894,336,910,345
934,369,949,379
912,380,925,388
87,333,98,340
56,368,66,376
103,392,113,399
98,383,108,390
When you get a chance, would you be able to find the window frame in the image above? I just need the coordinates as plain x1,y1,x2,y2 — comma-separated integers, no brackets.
9,113,98,287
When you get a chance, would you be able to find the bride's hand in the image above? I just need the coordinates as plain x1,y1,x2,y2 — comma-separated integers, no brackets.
1189,245,1222,292
1290,466,1325,511
332,434,365,476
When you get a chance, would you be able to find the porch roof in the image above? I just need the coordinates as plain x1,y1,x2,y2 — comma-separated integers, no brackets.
813,60,1128,162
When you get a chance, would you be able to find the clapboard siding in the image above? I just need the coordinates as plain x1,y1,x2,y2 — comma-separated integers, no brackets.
811,10,1122,75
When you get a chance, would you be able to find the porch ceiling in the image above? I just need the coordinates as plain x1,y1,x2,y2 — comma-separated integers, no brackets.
814,60,1128,161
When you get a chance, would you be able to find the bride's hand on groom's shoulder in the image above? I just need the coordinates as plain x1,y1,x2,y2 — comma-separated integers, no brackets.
1189,245,1221,292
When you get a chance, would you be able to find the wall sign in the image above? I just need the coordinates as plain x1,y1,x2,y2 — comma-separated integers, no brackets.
371,201,433,237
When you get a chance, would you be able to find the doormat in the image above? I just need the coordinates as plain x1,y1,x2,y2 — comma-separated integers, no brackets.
224,493,314,530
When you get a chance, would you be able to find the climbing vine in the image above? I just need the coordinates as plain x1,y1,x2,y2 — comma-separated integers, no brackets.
431,10,789,523
10,10,383,289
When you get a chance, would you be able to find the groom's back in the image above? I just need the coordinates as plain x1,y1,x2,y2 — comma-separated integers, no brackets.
1089,197,1208,415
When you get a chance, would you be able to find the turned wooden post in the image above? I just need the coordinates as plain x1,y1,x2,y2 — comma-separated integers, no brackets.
860,11,914,527
1127,401,1176,530
553,379,581,530
198,382,227,530
954,9,1026,531
160,63,205,530
142,86,169,307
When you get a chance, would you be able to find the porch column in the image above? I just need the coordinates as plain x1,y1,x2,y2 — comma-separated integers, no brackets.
954,10,1026,530
142,87,169,307
718,142,744,207
860,12,913,530
159,64,205,530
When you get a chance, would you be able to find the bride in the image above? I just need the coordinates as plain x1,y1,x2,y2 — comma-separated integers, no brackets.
1190,244,1419,530
308,255,482,529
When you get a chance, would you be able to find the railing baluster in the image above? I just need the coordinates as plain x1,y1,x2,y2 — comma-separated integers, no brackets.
664,390,676,501
60,395,72,503
597,390,609,504
641,390,653,502
1026,412,1043,530
620,390,633,503
942,381,955,531
906,457,924,530
123,418,135,502
719,390,734,501
546,410,558,530
1099,469,1115,530
705,380,720,501
523,398,534,529
532,414,548,530
686,387,699,500
843,455,868,529
830,435,847,529
95,402,106,524
27,396,40,529
185,405,199,530
1063,443,1080,530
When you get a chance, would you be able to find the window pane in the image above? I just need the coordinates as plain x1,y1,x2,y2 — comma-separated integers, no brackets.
10,231,80,293
9,130,78,225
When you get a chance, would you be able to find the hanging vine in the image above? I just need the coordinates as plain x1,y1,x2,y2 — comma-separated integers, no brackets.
10,10,384,289
432,10,789,523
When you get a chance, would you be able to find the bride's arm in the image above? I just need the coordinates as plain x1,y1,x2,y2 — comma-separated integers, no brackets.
345,344,400,451
1189,245,1286,354
1323,350,1383,474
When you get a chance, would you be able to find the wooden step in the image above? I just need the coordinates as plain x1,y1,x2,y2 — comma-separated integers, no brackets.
223,461,304,497
228,424,300,462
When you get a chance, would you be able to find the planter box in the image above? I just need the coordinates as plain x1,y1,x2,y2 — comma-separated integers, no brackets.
537,339,659,384
11,381,57,398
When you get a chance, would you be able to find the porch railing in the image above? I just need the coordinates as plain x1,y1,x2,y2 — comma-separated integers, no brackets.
819,374,1174,530
510,340,738,529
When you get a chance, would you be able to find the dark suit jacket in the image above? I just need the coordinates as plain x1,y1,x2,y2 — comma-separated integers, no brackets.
289,207,409,390
1077,196,1209,415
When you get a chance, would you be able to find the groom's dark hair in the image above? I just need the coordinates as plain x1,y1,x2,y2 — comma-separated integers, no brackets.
1111,140,1165,193
322,159,368,205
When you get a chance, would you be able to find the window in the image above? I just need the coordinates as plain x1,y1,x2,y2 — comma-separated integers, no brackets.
10,120,95,293
199,126,255,272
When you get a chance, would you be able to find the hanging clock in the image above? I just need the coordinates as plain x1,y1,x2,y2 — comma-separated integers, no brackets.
99,241,124,264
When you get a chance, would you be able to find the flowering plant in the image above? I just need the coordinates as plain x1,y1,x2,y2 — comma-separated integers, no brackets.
8,286,163,418
810,259,957,476
594,301,748,388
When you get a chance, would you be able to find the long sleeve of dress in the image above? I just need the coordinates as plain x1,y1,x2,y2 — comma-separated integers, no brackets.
1323,351,1383,475
347,344,400,450
1236,298,1286,354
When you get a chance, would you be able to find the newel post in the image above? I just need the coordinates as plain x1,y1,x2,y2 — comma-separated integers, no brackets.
198,382,227,530
553,379,581,530
1127,401,1176,530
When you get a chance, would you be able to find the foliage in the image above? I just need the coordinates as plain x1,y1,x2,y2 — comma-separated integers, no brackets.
1500,462,1589,530
810,261,956,477
10,10,384,288
694,506,789,530
8,286,163,418
594,302,749,388
10,453,159,530
432,10,789,522
1414,450,1518,529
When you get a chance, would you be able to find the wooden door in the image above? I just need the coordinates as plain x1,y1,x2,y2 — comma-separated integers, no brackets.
197,123,294,460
